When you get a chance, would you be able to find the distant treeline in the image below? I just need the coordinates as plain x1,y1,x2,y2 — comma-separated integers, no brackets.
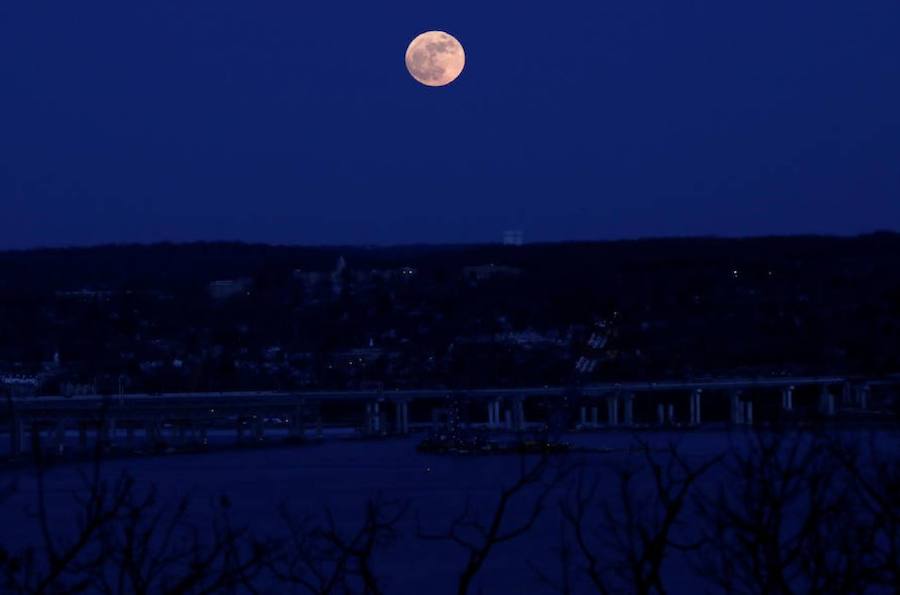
1,233,899,390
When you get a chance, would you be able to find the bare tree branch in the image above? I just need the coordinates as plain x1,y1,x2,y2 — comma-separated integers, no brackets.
562,439,720,595
418,455,569,595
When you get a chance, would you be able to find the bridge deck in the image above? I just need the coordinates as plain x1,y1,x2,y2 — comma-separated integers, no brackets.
4,375,861,417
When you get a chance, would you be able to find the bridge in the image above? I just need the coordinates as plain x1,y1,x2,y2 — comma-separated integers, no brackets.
3,375,897,458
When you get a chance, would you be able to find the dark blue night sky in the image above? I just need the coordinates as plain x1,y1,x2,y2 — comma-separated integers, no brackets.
1,0,898,247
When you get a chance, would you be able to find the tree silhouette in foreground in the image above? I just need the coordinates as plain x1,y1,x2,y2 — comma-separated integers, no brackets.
694,431,895,594
2,436,272,594
273,495,407,595
417,456,569,595
555,441,720,594
2,429,899,594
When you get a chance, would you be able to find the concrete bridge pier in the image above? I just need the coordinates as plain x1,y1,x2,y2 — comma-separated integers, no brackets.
364,401,384,435
657,402,676,426
364,402,374,434
730,391,745,425
607,396,619,426
819,386,835,416
394,400,410,434
623,394,634,426
689,389,702,425
781,386,794,412
488,400,501,429
744,401,753,425
374,402,383,434
577,403,598,429
577,402,600,429
375,401,384,433
855,384,870,409
511,397,526,432
53,420,67,453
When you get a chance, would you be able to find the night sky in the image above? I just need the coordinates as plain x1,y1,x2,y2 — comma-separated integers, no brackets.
1,0,899,248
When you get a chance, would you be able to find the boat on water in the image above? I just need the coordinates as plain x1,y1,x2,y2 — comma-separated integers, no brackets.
417,428,572,455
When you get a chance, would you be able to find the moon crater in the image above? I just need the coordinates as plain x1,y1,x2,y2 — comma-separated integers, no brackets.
405,31,465,87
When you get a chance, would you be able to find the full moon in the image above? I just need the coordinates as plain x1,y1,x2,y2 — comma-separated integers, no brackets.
405,31,465,87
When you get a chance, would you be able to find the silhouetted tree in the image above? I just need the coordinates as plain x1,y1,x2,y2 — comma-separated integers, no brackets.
273,495,407,595
417,456,568,595
2,434,272,594
694,431,875,594
559,441,720,594
827,433,900,592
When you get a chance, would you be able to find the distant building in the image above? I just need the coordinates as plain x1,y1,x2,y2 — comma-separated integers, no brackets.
292,269,327,288
574,356,598,374
293,257,351,296
587,332,608,350
208,278,253,300
495,330,564,347
55,289,114,301
60,381,97,397
503,230,524,246
362,266,416,283
463,264,522,282
1,375,41,397
295,260,416,294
